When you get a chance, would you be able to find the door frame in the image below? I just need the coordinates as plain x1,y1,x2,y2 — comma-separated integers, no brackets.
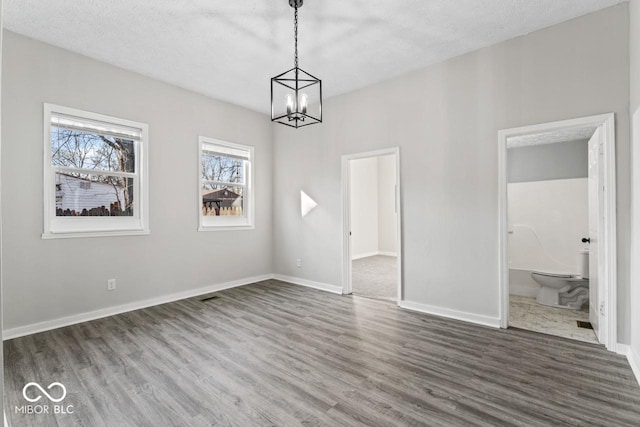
498,113,617,351
342,147,402,302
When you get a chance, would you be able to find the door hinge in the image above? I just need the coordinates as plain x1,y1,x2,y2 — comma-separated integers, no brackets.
599,301,605,316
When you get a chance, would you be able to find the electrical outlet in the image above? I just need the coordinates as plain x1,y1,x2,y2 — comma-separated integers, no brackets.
296,259,301,268
107,279,117,291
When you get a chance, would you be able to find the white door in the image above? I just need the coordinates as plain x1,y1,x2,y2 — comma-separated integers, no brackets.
587,128,605,343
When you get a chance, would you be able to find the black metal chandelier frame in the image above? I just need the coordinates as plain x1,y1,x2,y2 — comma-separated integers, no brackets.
271,0,322,128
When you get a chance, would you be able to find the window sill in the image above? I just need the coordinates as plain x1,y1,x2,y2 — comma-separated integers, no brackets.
42,229,150,240
198,225,255,232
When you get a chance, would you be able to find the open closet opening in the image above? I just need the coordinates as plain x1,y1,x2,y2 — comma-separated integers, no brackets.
342,148,402,302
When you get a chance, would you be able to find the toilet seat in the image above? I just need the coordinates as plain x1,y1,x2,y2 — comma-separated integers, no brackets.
531,271,574,278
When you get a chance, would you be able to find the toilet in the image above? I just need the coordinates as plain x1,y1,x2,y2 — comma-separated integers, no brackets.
531,250,589,309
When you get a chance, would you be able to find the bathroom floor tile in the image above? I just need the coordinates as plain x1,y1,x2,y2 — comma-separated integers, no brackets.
509,295,598,344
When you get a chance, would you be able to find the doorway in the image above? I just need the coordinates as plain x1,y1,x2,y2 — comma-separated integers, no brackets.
342,148,402,302
498,114,617,351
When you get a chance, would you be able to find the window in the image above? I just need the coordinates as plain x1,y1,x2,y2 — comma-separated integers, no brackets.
43,104,149,238
199,137,254,230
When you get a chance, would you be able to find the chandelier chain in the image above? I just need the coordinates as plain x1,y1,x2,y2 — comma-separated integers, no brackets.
294,5,299,69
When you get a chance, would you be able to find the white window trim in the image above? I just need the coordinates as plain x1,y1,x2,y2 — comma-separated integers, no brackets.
198,136,255,231
42,103,150,239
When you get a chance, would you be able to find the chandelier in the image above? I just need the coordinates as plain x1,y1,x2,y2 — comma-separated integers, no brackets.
271,0,322,128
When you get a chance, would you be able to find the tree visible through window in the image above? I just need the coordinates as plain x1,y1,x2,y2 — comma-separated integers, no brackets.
199,137,253,230
43,104,149,238
52,126,135,217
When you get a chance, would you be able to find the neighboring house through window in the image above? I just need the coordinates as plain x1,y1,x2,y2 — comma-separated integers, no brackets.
43,103,149,238
199,137,254,230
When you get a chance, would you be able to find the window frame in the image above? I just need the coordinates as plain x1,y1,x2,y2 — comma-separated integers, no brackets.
42,103,150,239
198,136,254,231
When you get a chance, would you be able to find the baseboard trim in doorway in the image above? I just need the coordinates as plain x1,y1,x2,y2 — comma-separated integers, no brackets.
378,251,397,257
624,345,640,386
352,251,397,261
272,274,343,294
399,300,501,328
351,251,379,260
597,344,639,385
2,274,273,340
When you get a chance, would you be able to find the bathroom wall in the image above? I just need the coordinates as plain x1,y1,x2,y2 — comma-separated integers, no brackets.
508,140,589,296
508,139,588,183
508,178,589,296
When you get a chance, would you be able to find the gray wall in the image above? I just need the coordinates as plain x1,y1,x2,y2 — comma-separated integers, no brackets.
350,157,379,258
377,155,397,255
273,5,631,342
1,31,274,331
349,154,398,259
1,5,634,351
630,0,640,365
507,139,588,183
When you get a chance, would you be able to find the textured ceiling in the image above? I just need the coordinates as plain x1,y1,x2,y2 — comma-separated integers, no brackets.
3,0,626,114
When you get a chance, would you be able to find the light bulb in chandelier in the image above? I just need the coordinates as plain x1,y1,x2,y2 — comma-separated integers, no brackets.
285,93,309,120
286,94,294,117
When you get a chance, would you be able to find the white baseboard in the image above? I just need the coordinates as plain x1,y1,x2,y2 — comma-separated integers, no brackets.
352,251,397,260
3,274,272,340
626,345,640,386
351,251,379,260
272,274,343,294
509,283,539,298
617,343,630,355
399,300,501,328
378,251,397,257
611,344,640,386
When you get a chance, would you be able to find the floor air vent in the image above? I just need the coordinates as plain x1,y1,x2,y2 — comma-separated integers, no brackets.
200,295,220,302
577,321,593,329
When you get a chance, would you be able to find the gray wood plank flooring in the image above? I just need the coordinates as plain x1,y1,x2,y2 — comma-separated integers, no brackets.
4,279,640,426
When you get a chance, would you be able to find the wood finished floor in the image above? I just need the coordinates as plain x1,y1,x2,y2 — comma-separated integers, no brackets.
4,280,640,426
